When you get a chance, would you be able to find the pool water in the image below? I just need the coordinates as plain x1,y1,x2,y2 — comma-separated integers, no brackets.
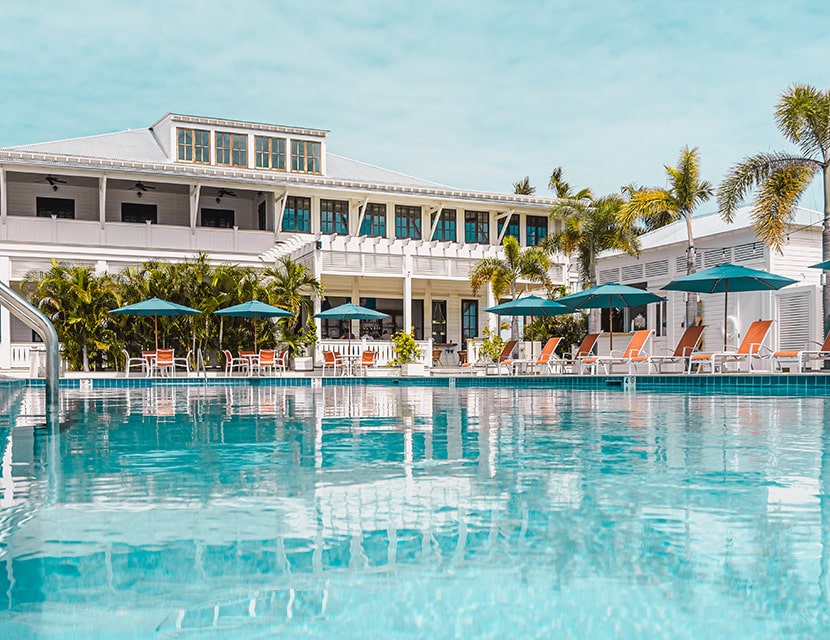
1,384,830,638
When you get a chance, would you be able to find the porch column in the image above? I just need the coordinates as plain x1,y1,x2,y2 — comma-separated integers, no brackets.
0,257,11,369
274,192,286,241
403,255,413,333
189,184,201,232
0,168,7,225
98,176,107,229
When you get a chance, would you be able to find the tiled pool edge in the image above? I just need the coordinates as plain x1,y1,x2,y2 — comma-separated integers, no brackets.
13,373,830,395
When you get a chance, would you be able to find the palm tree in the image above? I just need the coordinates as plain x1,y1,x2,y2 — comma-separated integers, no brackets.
512,176,535,195
718,84,830,335
541,187,640,289
469,235,552,339
261,257,324,353
618,146,713,328
548,166,592,200
27,260,120,371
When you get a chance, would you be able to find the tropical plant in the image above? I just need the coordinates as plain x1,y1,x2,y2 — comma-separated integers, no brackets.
388,330,422,365
718,83,830,335
477,327,506,362
261,256,324,349
618,146,713,328
540,182,640,288
513,176,535,195
26,260,121,371
469,235,552,339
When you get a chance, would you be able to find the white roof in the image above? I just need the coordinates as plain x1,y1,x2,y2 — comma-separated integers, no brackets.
7,129,168,163
601,205,823,257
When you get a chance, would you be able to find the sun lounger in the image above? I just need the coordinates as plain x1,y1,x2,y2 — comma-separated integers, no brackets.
462,340,518,375
580,330,653,374
771,331,830,372
633,325,705,374
563,333,600,374
501,337,564,375
688,320,773,373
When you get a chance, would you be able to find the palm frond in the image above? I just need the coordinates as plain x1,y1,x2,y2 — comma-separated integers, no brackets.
717,151,819,222
774,84,829,156
751,162,816,250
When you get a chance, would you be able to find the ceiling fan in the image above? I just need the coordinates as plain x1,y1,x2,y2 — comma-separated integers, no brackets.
130,182,156,192
44,175,67,190
217,189,237,198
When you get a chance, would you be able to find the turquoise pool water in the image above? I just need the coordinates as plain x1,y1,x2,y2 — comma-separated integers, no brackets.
1,384,830,638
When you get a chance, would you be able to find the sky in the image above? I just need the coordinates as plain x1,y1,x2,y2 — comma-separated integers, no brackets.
1,0,829,211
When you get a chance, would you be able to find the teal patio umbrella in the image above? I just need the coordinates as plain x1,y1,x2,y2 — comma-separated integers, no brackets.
314,303,390,351
485,295,572,357
663,263,797,350
215,300,291,350
110,297,200,352
557,283,665,350
810,260,830,270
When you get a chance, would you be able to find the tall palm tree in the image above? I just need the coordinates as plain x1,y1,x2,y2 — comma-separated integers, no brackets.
512,176,535,195
261,257,324,351
469,235,552,339
618,146,713,328
541,190,640,289
718,84,830,335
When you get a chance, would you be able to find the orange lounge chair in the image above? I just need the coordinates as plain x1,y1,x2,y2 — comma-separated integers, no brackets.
688,320,773,373
580,330,653,375
635,325,706,374
463,339,518,375
771,331,830,372
531,337,565,374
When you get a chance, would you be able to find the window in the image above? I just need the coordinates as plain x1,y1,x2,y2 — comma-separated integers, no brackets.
291,140,322,174
395,205,421,240
320,199,349,235
282,196,311,232
121,203,157,224
461,300,479,349
255,136,286,170
36,197,74,219
216,132,248,167
497,214,519,241
431,209,456,242
177,128,210,163
258,201,267,231
201,208,234,228
464,210,489,244
360,203,386,237
526,216,548,246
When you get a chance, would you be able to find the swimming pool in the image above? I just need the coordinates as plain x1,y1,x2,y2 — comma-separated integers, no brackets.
1,383,829,638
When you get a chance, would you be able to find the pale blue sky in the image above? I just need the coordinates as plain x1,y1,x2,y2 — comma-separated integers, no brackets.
1,0,828,209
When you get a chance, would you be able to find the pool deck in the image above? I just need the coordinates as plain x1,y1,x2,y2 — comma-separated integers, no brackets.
4,366,830,395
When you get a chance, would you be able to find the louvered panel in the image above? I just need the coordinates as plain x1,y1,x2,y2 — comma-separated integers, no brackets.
323,251,362,272
365,254,402,273
777,291,812,350
598,267,620,284
455,259,477,279
645,259,668,278
734,242,763,262
675,254,701,273
413,256,449,277
620,264,644,282
704,248,731,267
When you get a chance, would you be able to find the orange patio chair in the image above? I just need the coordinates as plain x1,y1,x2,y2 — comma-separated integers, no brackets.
529,337,564,374
151,348,175,377
772,330,830,373
256,349,277,376
563,333,600,374
463,339,517,375
222,349,248,376
688,320,773,373
355,350,378,376
322,350,344,376
634,325,706,374
580,329,653,375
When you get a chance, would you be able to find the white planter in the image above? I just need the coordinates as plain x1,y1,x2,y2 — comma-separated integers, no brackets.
401,362,427,377
293,356,314,371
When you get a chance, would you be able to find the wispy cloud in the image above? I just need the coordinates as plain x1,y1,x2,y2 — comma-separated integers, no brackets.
0,0,827,207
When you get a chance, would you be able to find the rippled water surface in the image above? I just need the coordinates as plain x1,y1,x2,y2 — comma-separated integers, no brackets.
1,384,830,638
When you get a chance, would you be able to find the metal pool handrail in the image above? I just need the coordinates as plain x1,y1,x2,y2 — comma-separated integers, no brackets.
0,280,60,430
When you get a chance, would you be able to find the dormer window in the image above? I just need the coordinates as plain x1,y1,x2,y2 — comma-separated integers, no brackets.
291,140,321,174
177,128,210,164
216,132,248,168
255,136,286,171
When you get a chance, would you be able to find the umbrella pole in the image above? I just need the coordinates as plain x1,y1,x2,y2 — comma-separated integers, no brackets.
254,318,258,352
723,282,729,351
154,313,159,352
609,301,613,352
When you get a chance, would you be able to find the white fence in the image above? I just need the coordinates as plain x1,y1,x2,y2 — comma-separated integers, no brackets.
316,338,432,367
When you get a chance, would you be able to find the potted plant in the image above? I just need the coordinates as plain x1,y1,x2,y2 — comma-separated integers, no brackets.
389,330,425,376
281,322,317,371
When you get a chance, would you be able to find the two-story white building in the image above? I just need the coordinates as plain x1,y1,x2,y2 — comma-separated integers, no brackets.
0,113,568,369
594,206,824,357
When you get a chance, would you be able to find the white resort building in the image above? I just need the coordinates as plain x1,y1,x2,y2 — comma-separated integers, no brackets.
594,206,825,358
0,113,569,370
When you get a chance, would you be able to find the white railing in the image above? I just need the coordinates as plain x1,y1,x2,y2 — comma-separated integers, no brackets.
316,338,432,367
